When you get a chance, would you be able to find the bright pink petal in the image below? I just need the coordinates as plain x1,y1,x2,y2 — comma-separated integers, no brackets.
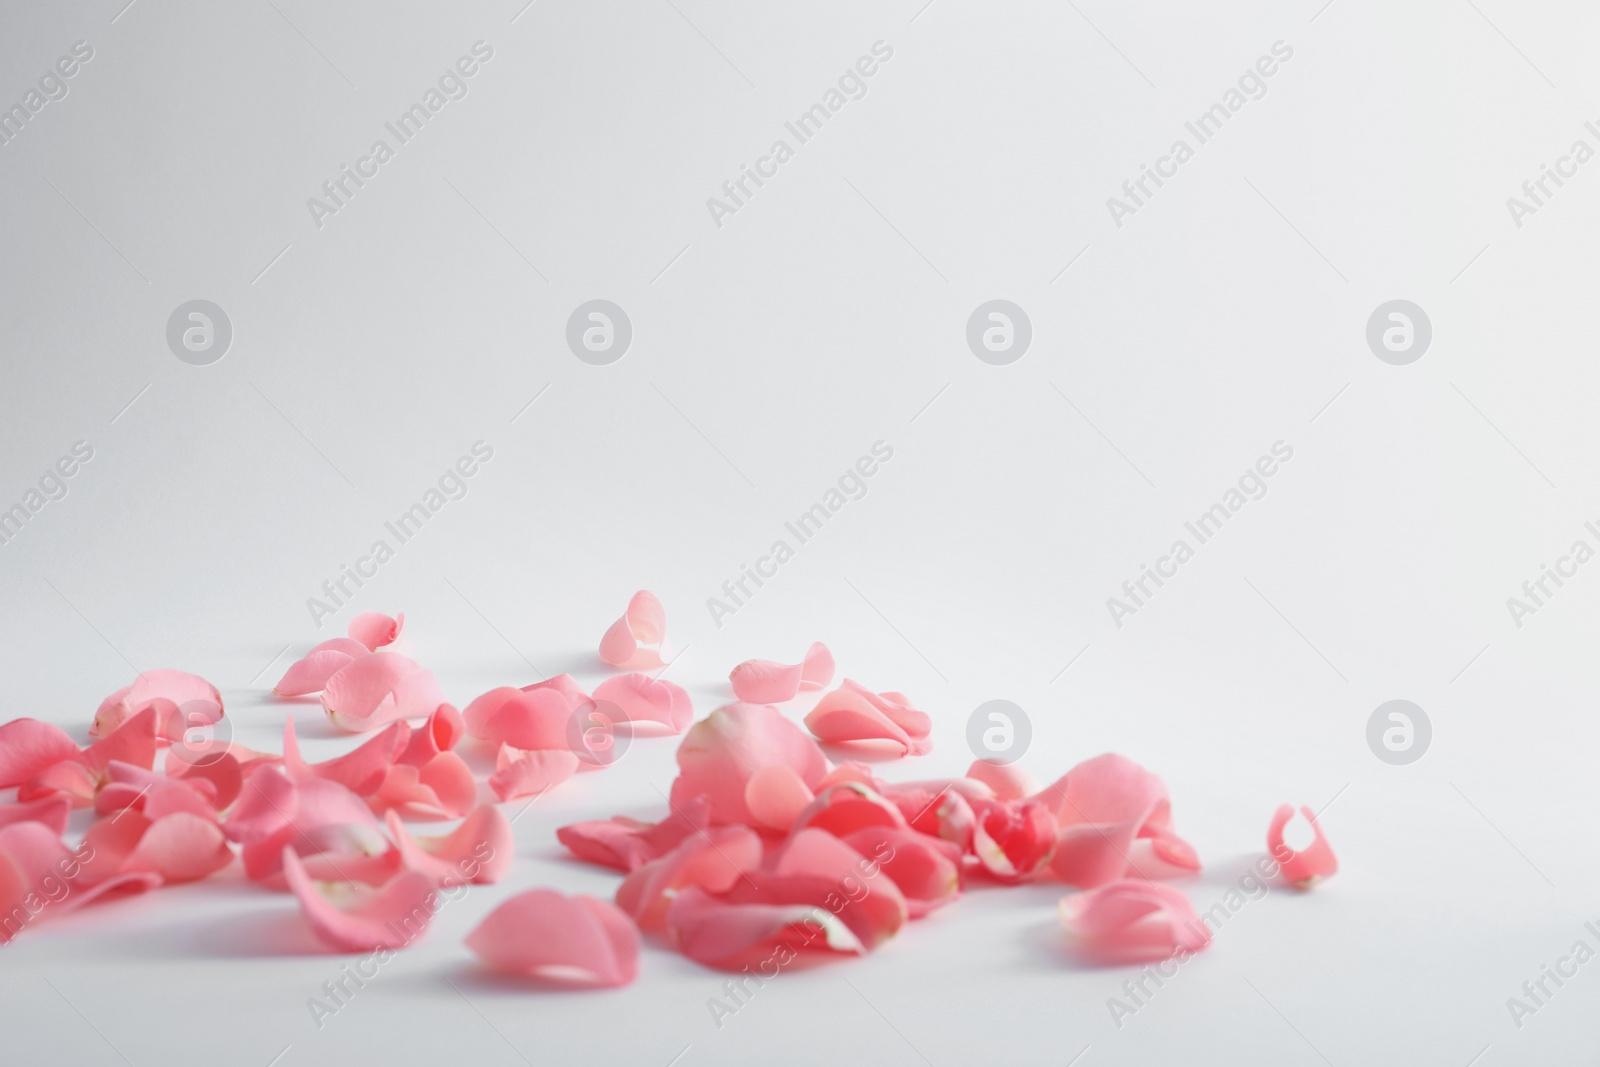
466,889,640,987
322,653,446,733
0,822,157,941
386,806,510,886
92,670,222,739
490,746,579,802
0,718,78,789
556,795,712,872
165,750,246,812
599,590,666,669
283,847,435,952
971,798,1057,883
226,765,395,886
669,703,828,827
1268,804,1338,887
616,826,762,930
792,782,908,838
593,673,693,734
1058,880,1211,963
348,611,405,651
274,638,369,697
398,704,465,767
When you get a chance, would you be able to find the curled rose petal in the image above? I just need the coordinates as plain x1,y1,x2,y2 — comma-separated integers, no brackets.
0,795,71,835
274,638,370,697
348,611,404,651
385,806,511,886
599,590,666,669
669,703,828,827
80,810,234,885
92,670,222,739
966,759,1039,802
462,685,576,751
744,764,815,832
1268,804,1338,887
971,798,1057,883
616,825,762,931
372,752,476,820
398,704,465,767
840,826,961,918
1035,753,1197,888
791,782,907,839
0,822,158,942
283,846,436,952
94,760,217,821
1058,880,1211,964
466,889,640,987
556,795,712,873
804,680,932,757
593,673,693,734
490,746,579,802
728,642,835,704
322,653,446,733
283,717,409,798
226,765,396,886
0,718,79,790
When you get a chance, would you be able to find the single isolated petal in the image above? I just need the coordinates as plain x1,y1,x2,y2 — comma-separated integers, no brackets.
593,673,693,734
348,611,405,651
804,680,932,757
557,795,712,873
0,718,79,789
1035,753,1197,888
322,653,446,733
386,806,511,886
1058,880,1211,964
599,590,666,669
490,746,579,803
1267,804,1338,887
274,638,370,697
283,846,436,952
729,642,835,704
92,670,222,739
669,703,828,826
616,826,762,930
466,889,640,987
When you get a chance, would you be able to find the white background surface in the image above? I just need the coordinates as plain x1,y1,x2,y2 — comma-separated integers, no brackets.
2,0,1599,1063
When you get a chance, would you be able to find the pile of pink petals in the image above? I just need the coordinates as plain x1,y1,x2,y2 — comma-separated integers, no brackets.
0,595,1336,986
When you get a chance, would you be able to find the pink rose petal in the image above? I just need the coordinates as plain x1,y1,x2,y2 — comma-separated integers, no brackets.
616,825,762,930
398,704,465,767
556,795,713,872
966,758,1039,801
348,611,405,651
1035,753,1197,888
0,795,72,835
322,653,446,733
593,673,693,734
489,745,580,802
283,846,436,952
728,642,835,704
599,590,666,669
283,717,410,798
385,806,511,886
971,797,1057,883
462,686,576,751
0,718,79,789
1058,879,1211,964
804,680,932,757
466,889,640,987
274,638,370,697
669,702,828,827
744,764,816,832
1268,804,1338,887
372,752,476,820
92,670,222,739
840,826,962,918
80,810,233,885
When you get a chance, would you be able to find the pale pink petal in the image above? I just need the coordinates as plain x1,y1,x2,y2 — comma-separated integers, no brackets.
226,765,395,885
462,686,574,750
669,703,828,826
1035,753,1197,888
1058,880,1211,963
283,847,435,952
616,826,762,930
322,653,446,733
467,889,640,987
490,746,579,802
744,765,815,832
0,822,158,941
1268,804,1338,887
283,717,410,797
728,642,834,705
0,795,71,834
94,760,217,820
556,795,712,872
92,670,222,739
164,750,246,812
804,681,932,757
599,590,666,669
841,826,962,918
792,782,908,838
593,673,693,734
0,718,79,789
385,806,510,886
372,752,476,820
398,704,465,767
274,638,370,697
966,759,1039,801
81,705,161,774
81,810,233,885
348,611,405,651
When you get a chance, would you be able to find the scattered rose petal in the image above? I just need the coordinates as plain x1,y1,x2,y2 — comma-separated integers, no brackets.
372,752,476,820
322,653,446,733
466,889,640,987
92,670,222,740
804,680,932,757
385,806,511,886
728,643,835,704
0,795,71,835
599,590,666,669
1035,754,1198,888
80,810,233,885
616,826,762,930
744,764,815,832
462,685,578,751
0,719,79,790
283,717,409,797
348,611,405,651
792,782,908,839
398,704,465,767
669,703,828,826
971,798,1057,883
966,759,1039,802
274,638,370,697
1268,804,1338,887
1058,880,1211,963
557,795,713,872
490,745,579,802
841,826,962,918
283,846,436,952
593,673,693,734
